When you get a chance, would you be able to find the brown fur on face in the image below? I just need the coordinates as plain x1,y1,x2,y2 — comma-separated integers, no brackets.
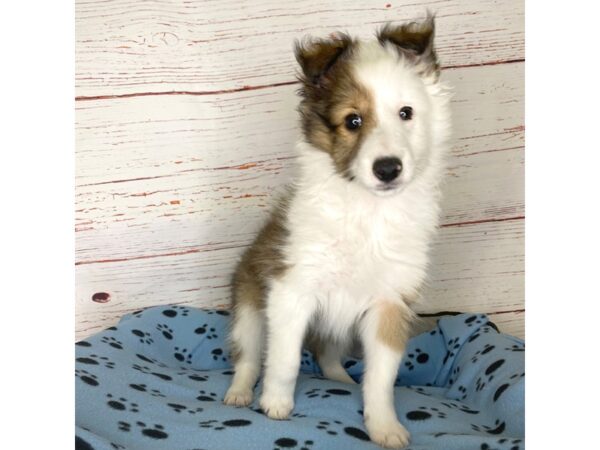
295,36,376,179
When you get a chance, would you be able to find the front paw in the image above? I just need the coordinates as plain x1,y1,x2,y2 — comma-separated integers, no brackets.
259,392,294,420
366,418,410,449
223,387,253,407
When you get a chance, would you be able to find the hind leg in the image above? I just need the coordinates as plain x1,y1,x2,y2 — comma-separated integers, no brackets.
316,340,356,384
224,303,264,406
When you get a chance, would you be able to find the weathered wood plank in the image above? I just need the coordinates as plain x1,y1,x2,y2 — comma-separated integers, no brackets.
75,217,524,340
75,63,524,264
75,0,524,97
75,0,525,341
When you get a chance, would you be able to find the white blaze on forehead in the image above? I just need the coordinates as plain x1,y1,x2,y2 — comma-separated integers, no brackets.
352,41,429,122
346,41,436,193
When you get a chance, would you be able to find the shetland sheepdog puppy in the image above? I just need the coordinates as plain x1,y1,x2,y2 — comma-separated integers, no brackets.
223,15,452,449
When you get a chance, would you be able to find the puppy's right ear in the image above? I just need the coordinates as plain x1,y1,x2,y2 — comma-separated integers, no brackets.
294,34,354,89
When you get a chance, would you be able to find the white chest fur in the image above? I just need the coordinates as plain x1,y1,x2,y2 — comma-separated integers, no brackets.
277,145,443,339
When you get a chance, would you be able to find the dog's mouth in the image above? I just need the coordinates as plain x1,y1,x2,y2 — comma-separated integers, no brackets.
373,182,403,196
376,183,400,191
346,171,405,196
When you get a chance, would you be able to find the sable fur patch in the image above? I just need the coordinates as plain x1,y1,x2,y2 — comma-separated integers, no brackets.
376,302,413,351
295,36,377,179
231,190,293,311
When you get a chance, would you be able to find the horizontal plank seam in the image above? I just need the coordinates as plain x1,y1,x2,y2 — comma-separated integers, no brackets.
76,156,298,188
75,59,524,102
418,308,524,318
440,215,524,228
75,215,525,266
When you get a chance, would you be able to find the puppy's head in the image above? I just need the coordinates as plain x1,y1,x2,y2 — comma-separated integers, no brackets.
295,15,447,195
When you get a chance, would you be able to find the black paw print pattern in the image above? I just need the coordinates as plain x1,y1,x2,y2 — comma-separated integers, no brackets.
136,353,168,368
131,329,154,345
162,306,190,318
505,343,525,352
129,383,165,398
440,401,480,415
76,354,115,369
406,406,447,420
132,364,173,381
118,421,168,439
471,419,506,435
475,359,506,392
479,322,500,334
101,336,123,350
464,314,487,328
343,427,372,442
457,385,468,400
448,365,461,386
106,394,139,413
480,444,501,450
167,403,203,414
131,309,145,318
407,386,433,397
196,390,218,401
199,419,252,430
404,348,430,371
305,388,352,399
76,340,92,347
443,337,462,364
472,344,496,363
174,347,193,364
75,369,99,387
468,332,482,343
316,420,343,436
194,323,218,339
300,350,313,368
187,373,209,382
156,324,174,340
495,438,523,450
211,347,226,362
205,309,231,316
273,437,315,450
135,353,168,368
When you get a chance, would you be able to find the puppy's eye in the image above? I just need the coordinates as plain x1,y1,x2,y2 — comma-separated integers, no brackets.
399,106,413,121
344,113,362,131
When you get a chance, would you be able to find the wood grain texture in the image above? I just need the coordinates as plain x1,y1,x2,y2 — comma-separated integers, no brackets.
75,0,524,97
75,0,524,341
75,63,524,262
76,216,523,339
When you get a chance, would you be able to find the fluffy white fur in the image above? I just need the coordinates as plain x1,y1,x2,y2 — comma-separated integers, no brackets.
225,40,452,449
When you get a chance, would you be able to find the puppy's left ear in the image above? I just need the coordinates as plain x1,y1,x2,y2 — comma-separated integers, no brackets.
377,13,439,80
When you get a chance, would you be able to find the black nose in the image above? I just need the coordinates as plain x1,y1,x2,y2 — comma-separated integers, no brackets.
372,157,402,182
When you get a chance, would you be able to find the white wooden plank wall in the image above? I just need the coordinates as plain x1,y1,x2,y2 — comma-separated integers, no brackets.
75,0,525,340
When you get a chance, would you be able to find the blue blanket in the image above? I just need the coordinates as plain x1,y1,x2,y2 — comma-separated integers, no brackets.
76,306,524,450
